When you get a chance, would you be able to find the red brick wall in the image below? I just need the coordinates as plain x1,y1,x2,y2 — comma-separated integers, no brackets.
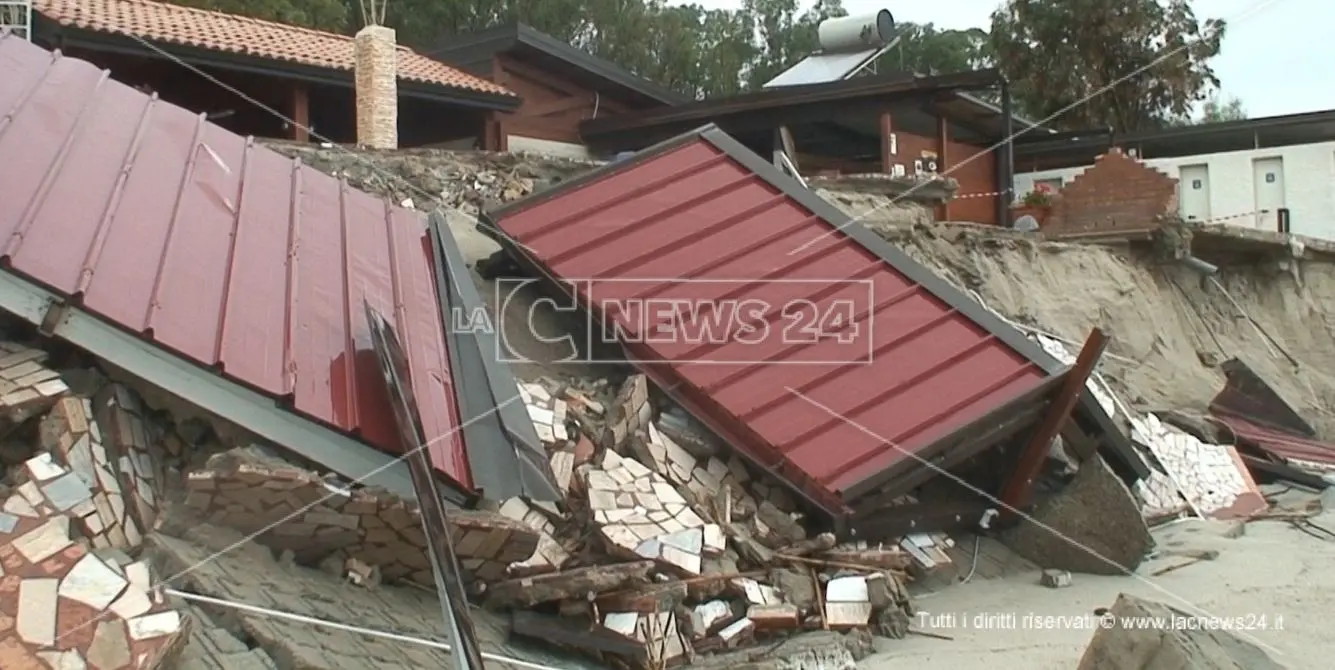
1045,149,1179,238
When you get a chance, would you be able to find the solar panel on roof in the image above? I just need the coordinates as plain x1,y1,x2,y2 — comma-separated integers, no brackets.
763,9,899,88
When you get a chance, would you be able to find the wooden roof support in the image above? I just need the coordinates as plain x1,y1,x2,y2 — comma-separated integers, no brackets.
1000,328,1109,519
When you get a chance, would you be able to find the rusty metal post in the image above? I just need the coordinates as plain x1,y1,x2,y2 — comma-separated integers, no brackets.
1000,328,1108,519
364,303,486,670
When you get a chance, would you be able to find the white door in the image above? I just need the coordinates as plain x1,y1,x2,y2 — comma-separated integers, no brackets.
1178,164,1211,222
1252,157,1286,232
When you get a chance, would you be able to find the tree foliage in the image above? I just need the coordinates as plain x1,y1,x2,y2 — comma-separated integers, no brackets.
1197,95,1247,123
168,0,1231,122
989,0,1225,132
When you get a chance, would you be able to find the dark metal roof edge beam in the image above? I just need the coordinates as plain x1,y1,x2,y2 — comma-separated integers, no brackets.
0,268,427,502
428,216,562,502
580,69,1003,139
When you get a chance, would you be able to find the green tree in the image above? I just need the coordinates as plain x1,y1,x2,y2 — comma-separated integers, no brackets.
1197,95,1247,123
173,0,350,31
882,23,991,76
743,0,847,89
989,0,1226,132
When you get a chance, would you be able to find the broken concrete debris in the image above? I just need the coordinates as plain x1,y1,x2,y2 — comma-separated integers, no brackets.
182,445,538,589
459,373,923,668
1077,593,1287,669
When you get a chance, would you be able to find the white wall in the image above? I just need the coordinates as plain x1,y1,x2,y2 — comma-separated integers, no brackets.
506,135,592,160
1015,141,1335,240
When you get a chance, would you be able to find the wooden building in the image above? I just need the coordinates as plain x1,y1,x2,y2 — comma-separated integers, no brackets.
30,0,520,147
431,23,685,157
580,70,1046,226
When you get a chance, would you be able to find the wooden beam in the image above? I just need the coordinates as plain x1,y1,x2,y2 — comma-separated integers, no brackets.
850,499,991,540
1000,329,1109,518
879,111,895,174
290,83,310,143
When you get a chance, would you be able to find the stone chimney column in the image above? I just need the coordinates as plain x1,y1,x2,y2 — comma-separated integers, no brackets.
354,25,398,149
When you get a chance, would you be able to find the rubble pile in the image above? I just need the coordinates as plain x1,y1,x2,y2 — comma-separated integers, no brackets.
181,446,539,589
264,141,601,213
467,373,924,668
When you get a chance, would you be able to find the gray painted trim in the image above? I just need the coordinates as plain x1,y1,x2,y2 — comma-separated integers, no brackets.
0,269,434,502
428,216,562,502
485,125,1148,479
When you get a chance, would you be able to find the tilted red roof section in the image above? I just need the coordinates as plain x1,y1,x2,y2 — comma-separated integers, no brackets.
0,35,472,489
33,0,514,96
487,128,1052,512
1212,413,1335,467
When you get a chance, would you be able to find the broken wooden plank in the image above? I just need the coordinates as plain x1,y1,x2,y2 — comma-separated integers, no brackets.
748,603,801,630
512,611,647,665
485,560,655,609
1001,328,1109,516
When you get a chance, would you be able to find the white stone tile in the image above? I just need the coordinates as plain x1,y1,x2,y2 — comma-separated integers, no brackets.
60,554,129,610
109,585,153,619
17,578,58,645
25,452,66,481
37,650,86,670
127,611,182,640
13,516,72,563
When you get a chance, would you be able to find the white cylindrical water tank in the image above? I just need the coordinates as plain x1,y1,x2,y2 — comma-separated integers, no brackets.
817,10,895,52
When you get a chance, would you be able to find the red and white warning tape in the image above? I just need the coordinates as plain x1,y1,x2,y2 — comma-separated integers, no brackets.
953,190,1011,200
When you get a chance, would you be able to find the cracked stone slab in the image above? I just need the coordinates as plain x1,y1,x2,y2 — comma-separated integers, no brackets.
184,446,539,588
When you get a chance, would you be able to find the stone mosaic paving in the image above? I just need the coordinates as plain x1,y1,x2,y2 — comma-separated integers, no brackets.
0,343,69,426
183,446,539,587
0,454,187,668
581,448,724,575
496,497,570,576
1132,413,1267,519
519,382,571,447
1032,334,1265,520
37,388,164,553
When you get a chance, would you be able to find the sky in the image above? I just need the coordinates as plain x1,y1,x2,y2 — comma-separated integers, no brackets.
686,0,1332,119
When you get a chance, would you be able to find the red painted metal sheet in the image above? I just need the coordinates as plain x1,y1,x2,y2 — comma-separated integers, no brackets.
489,131,1051,512
0,37,471,489
1212,413,1335,467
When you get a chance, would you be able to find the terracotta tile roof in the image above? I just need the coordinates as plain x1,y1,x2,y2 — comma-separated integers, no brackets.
33,0,515,97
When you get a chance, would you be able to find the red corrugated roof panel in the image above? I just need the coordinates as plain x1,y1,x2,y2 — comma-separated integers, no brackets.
1212,413,1335,468
487,127,1063,514
0,36,473,488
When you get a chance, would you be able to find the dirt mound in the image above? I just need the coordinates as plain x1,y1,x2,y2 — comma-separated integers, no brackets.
876,222,1335,437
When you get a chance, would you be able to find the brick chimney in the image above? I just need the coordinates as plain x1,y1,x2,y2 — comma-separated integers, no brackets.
354,25,398,149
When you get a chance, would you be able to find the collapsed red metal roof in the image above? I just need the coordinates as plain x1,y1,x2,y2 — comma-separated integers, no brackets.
1211,413,1335,468
484,126,1113,518
0,35,556,501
